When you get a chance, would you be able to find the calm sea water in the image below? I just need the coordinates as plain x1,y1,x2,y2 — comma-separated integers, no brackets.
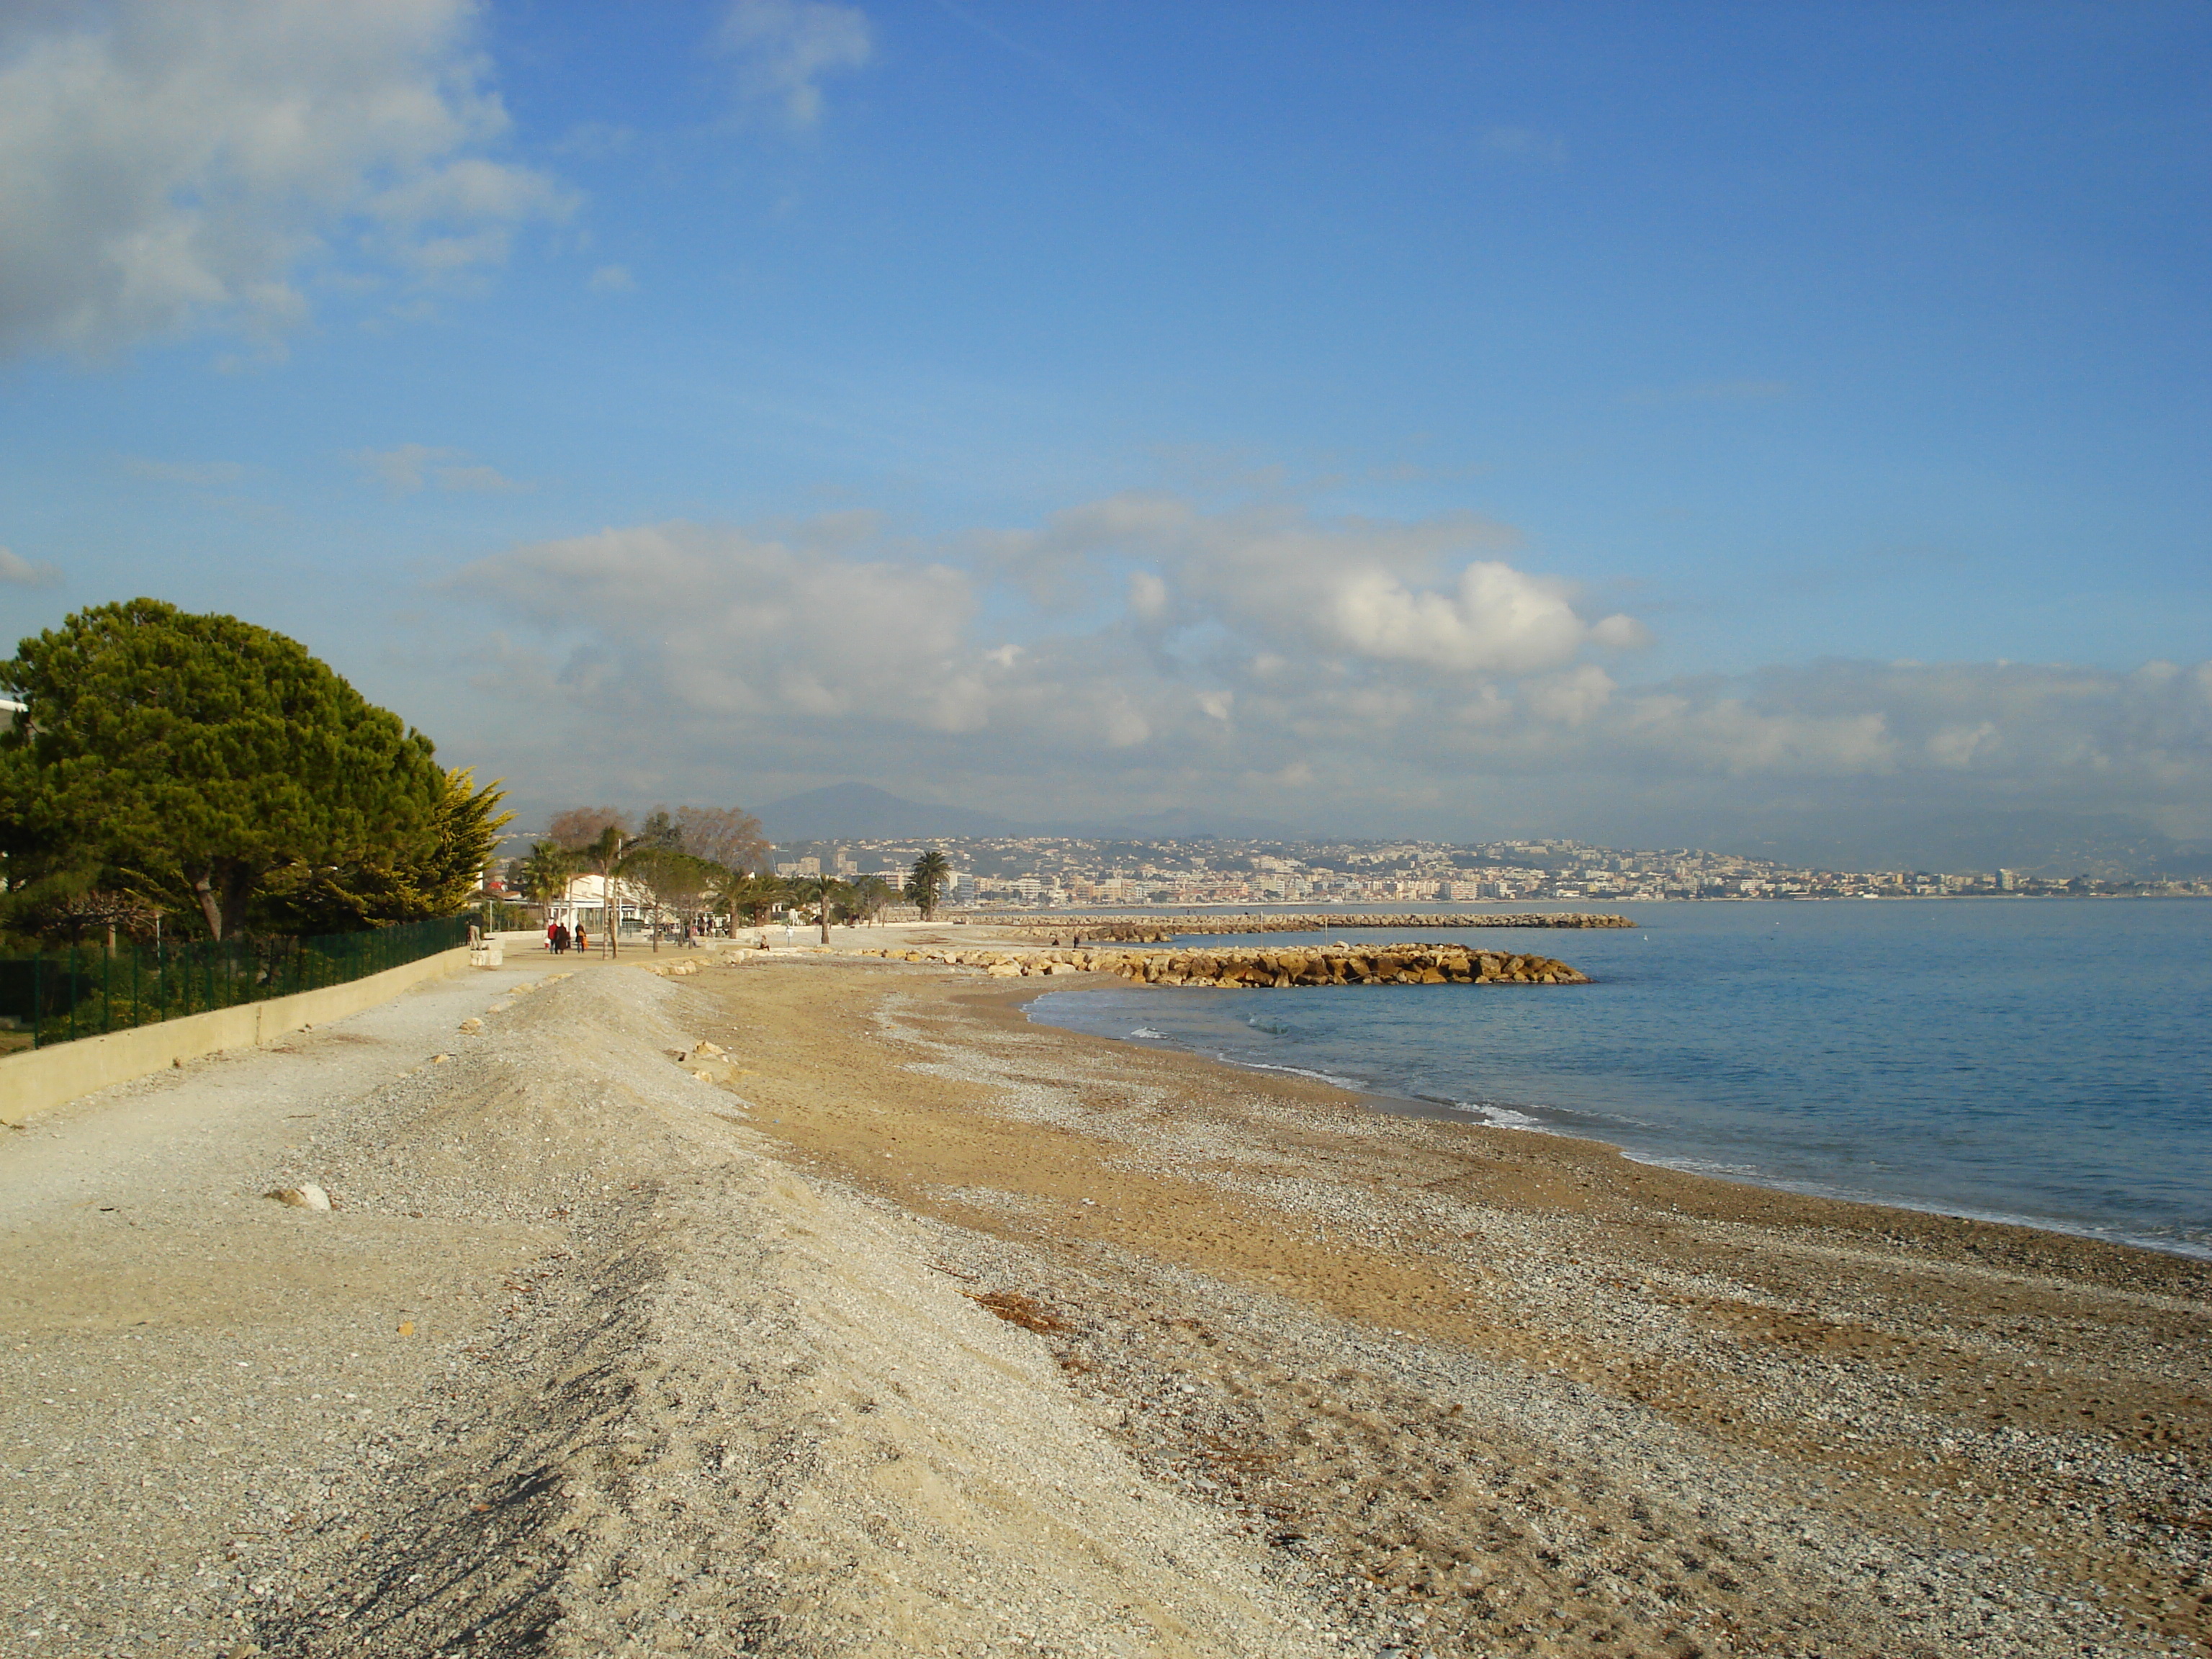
1025,901,2212,1259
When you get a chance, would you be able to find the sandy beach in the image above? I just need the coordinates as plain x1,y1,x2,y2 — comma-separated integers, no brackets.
1,942,2205,1657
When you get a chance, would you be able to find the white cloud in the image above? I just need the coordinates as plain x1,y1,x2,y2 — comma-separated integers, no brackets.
451,499,1658,773
1567,660,2212,794
989,494,1638,677
441,499,2212,846
720,0,873,129
0,0,570,358
0,547,62,588
587,264,635,293
453,521,997,734
354,443,523,494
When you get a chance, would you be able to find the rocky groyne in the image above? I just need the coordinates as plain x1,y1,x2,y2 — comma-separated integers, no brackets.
986,911,1631,942
855,941,1590,986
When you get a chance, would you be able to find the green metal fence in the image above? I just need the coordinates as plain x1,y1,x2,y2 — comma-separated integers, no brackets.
0,915,473,1051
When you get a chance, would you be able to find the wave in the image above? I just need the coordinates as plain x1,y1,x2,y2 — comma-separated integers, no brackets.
1449,1101,1547,1130
1223,1055,1374,1092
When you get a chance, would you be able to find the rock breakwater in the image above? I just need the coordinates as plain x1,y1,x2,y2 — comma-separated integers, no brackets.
855,941,1590,986
991,911,1631,942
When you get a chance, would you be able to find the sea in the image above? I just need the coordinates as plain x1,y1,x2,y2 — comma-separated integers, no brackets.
1024,899,2212,1259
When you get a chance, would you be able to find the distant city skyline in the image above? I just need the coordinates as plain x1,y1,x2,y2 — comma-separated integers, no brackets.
738,830,2206,899
2,2,2206,866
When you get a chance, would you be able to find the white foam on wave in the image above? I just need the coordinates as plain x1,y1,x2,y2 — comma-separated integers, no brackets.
1451,1102,1548,1131
1128,1027,1167,1040
1231,1056,1373,1092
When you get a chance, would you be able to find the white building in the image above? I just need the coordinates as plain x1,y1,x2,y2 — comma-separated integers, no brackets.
541,872,652,936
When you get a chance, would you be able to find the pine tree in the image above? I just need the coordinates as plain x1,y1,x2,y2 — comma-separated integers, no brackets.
1,599,449,939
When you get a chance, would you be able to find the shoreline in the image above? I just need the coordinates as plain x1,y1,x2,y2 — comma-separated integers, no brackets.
696,956,2208,1655
1019,982,2212,1265
937,970,2203,1287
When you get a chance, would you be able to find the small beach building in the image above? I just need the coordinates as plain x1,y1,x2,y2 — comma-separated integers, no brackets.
541,872,652,938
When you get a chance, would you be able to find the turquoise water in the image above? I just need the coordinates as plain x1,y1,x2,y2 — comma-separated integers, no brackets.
1025,901,2212,1258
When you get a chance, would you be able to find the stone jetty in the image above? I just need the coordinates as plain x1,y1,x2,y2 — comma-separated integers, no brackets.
853,941,1590,986
990,911,1630,943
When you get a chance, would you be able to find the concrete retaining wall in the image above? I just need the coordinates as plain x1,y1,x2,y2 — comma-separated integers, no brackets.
0,945,475,1122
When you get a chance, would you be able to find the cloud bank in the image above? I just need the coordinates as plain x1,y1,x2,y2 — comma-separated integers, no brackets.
446,498,2212,855
0,0,567,357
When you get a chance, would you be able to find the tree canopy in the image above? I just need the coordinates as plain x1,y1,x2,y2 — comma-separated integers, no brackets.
842,873,895,924
633,804,768,873
672,805,768,873
622,844,720,938
263,763,511,932
513,839,577,904
906,848,953,920
714,869,788,925
548,806,629,850
0,599,487,940
544,802,772,948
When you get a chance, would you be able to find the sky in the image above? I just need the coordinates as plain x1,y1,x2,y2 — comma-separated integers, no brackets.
0,0,2207,868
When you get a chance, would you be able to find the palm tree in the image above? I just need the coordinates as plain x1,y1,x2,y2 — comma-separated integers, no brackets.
907,848,953,920
797,872,850,944
714,870,788,927
514,840,576,906
582,822,634,954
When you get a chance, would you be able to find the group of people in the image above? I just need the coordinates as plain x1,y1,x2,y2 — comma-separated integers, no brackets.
539,918,711,953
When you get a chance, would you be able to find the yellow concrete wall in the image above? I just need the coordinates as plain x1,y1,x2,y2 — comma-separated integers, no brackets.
0,945,474,1122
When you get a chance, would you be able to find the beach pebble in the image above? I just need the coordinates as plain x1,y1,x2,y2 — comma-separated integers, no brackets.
266,1184,331,1212
457,1017,483,1034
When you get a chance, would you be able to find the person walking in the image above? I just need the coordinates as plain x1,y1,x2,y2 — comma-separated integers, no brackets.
546,919,559,953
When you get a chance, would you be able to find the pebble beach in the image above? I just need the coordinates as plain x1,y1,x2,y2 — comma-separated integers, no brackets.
1,940,2205,1657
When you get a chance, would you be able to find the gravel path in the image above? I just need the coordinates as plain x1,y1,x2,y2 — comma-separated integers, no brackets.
0,953,1352,1658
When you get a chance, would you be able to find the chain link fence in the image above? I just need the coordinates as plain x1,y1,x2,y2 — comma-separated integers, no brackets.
0,915,473,1053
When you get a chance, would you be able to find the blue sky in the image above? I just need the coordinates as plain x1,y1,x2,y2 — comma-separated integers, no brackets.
1,1,2207,865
